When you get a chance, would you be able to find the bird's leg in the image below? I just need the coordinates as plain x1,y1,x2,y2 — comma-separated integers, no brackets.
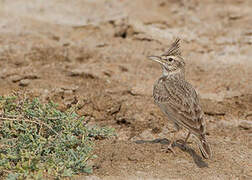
161,125,180,154
161,133,177,154
179,132,191,150
184,132,191,144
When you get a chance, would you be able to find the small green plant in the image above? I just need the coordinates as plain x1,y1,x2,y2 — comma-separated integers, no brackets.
0,95,115,179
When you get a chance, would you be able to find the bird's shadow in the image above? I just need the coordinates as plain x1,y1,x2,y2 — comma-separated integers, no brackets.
135,138,208,168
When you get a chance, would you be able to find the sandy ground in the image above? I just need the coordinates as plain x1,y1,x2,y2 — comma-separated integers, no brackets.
0,0,252,179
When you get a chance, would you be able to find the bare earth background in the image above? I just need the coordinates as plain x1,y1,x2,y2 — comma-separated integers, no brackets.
0,0,252,179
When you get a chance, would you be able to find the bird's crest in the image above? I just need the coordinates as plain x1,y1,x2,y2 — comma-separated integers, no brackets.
162,38,181,57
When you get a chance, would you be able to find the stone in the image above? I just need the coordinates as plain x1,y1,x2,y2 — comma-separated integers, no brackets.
19,79,30,87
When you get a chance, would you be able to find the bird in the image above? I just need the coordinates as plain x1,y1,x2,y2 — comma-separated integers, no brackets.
147,38,212,159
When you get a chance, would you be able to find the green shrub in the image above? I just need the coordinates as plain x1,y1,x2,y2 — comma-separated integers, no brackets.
0,96,114,179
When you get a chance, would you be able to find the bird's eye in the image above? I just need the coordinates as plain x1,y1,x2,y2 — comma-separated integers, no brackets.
168,58,173,62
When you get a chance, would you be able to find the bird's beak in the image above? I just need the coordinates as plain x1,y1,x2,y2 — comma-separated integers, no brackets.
147,56,164,66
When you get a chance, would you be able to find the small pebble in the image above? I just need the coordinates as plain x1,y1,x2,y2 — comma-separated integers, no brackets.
10,75,23,83
64,89,74,96
69,69,82,76
239,120,252,130
19,79,30,87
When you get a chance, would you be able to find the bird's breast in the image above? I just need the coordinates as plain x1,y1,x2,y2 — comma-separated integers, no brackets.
153,79,169,103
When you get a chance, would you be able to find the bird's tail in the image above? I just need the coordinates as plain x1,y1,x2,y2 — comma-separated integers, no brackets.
197,134,212,159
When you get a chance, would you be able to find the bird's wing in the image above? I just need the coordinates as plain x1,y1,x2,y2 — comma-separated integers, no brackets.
153,77,206,135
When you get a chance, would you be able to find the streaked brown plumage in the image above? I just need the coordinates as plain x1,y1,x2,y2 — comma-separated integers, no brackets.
148,38,212,159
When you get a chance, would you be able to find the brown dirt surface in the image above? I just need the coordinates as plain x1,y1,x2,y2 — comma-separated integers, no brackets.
0,0,252,179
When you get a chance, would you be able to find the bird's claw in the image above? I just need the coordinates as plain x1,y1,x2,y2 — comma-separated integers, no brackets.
161,143,176,154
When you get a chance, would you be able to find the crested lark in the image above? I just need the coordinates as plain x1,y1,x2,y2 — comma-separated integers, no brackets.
148,38,212,159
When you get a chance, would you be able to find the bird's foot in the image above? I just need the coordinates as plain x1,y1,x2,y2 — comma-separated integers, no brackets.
161,142,176,154
176,139,192,151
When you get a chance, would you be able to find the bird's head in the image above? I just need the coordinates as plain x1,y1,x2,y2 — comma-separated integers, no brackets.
148,38,185,76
